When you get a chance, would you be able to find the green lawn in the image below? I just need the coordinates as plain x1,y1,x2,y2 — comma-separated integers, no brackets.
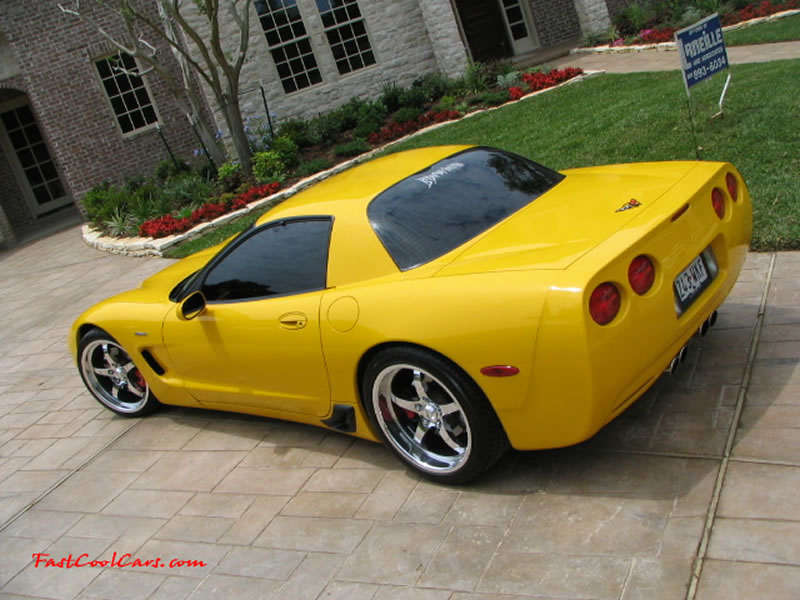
387,61,800,251
167,59,800,257
725,13,800,46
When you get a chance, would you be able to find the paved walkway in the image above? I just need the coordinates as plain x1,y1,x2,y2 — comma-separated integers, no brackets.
0,43,799,600
550,39,800,72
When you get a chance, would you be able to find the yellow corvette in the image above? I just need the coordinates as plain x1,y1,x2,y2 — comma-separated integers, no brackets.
70,146,752,483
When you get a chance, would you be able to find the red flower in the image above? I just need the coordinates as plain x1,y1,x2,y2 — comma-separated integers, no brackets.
722,1,798,25
367,110,462,145
139,182,282,238
522,68,583,93
508,86,524,101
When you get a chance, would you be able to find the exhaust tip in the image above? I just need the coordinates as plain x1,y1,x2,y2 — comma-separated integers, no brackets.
665,356,680,374
699,320,710,336
678,346,688,363
709,310,718,328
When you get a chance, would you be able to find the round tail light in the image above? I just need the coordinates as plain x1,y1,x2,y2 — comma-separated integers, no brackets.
726,172,738,201
711,187,725,219
589,283,621,325
628,255,655,295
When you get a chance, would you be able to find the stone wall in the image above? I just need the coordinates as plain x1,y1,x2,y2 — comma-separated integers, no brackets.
417,0,468,78
572,0,613,35
183,0,443,137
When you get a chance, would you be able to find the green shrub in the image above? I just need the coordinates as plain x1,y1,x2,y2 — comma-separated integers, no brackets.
270,136,299,168
333,138,370,157
412,73,451,102
252,151,286,182
277,117,314,147
82,183,131,228
393,106,423,124
434,95,457,112
496,71,520,89
464,61,491,93
104,208,135,238
216,161,242,192
354,100,388,137
294,157,333,178
335,97,365,131
309,113,345,145
380,82,403,113
154,158,190,182
160,174,214,211
615,2,656,35
479,91,509,106
398,86,428,109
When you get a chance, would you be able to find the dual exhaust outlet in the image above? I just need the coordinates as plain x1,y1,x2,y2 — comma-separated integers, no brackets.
664,310,718,375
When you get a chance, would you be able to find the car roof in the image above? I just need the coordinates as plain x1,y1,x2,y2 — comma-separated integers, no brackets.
259,145,473,224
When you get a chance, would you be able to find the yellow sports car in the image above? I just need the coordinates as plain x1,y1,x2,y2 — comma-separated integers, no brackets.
70,146,752,483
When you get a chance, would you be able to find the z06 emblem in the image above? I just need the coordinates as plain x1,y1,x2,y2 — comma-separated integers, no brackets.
616,199,642,213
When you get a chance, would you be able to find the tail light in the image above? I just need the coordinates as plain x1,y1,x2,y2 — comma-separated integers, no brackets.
726,172,738,201
589,283,620,325
711,187,725,219
628,255,655,295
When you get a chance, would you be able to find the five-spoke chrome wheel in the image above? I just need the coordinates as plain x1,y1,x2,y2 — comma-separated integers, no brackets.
78,330,157,416
372,364,472,475
363,347,508,483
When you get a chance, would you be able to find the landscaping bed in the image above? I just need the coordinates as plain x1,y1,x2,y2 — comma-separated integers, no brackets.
580,0,800,49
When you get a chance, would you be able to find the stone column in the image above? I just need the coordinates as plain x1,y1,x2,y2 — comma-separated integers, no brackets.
417,0,469,78
572,0,612,36
0,204,16,249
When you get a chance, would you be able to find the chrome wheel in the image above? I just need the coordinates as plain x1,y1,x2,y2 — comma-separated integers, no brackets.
371,363,472,475
80,338,150,414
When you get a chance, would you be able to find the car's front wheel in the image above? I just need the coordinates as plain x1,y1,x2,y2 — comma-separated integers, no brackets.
362,346,508,484
78,329,159,417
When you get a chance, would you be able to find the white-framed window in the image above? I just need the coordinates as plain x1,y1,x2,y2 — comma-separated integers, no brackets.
315,0,375,75
254,0,322,93
95,52,158,134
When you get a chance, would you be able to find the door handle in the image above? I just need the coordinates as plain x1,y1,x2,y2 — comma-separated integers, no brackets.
279,312,308,330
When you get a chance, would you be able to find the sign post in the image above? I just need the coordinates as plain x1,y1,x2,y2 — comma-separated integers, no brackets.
675,14,731,114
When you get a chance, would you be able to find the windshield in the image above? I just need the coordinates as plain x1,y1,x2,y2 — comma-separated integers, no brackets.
367,147,564,270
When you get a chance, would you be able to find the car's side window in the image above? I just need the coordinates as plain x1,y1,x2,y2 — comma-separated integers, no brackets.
201,218,332,302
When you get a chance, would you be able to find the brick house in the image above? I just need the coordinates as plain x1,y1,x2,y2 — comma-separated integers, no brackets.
0,0,624,249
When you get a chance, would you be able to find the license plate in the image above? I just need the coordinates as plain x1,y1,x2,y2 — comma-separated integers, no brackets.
674,254,712,314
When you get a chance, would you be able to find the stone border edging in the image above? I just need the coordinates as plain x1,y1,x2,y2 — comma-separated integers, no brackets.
571,9,800,55
82,69,604,258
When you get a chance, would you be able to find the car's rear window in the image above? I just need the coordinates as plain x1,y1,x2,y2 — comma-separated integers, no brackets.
367,147,564,270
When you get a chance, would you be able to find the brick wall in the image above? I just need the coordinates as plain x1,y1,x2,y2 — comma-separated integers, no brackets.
0,0,204,218
530,0,583,47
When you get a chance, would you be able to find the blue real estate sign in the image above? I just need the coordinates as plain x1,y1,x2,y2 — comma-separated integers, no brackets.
675,14,729,93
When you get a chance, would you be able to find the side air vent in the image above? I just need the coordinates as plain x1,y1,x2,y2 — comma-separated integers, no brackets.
140,350,166,375
322,405,356,433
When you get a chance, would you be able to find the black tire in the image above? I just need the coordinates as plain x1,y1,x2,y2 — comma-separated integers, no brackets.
77,329,160,417
361,346,508,484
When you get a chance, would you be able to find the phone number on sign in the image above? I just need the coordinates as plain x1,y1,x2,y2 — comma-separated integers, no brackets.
689,56,728,81
32,553,207,569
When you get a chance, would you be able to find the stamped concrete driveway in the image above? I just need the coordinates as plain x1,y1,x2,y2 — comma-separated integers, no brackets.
0,226,798,600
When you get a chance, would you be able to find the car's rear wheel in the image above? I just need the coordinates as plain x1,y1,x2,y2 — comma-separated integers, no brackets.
78,329,159,417
362,346,508,484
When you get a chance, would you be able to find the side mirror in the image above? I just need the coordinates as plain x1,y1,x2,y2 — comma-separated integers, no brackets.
179,291,207,321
